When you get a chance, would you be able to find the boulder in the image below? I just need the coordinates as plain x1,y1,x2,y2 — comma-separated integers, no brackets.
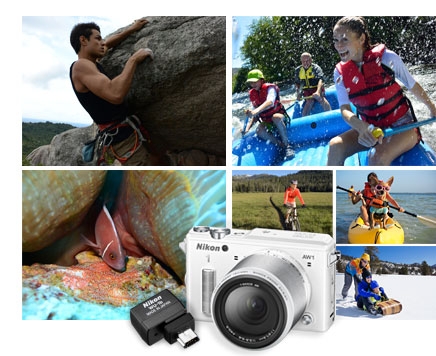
27,16,226,166
26,124,97,166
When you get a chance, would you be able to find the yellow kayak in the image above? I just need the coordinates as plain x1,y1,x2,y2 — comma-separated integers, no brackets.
348,215,404,244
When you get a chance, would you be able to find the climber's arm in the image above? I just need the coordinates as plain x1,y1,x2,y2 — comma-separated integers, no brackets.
73,48,153,105
104,18,149,51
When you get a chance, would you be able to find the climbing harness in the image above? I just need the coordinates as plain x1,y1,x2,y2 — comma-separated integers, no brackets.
82,115,150,165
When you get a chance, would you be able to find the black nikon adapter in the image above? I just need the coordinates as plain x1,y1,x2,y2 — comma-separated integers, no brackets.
130,289,199,348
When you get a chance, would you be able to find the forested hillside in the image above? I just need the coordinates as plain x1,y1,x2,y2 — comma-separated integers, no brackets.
22,121,76,163
232,171,332,193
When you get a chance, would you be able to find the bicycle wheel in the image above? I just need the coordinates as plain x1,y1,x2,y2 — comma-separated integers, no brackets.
290,217,301,231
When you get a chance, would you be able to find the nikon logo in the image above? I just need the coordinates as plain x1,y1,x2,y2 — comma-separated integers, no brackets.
196,243,221,252
143,295,162,308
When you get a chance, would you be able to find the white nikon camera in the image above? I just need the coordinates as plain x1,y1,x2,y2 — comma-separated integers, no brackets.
180,226,340,349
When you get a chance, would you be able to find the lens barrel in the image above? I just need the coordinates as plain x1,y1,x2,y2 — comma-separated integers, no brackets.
212,252,310,349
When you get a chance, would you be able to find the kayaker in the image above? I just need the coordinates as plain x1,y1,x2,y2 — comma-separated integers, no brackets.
327,16,436,166
294,52,331,117
283,180,306,221
243,69,295,159
356,269,387,315
352,172,404,225
70,18,154,165
341,253,371,299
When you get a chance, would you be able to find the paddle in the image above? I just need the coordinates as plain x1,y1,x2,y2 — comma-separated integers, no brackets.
371,117,436,138
236,116,249,166
282,96,313,127
282,95,313,108
336,185,436,228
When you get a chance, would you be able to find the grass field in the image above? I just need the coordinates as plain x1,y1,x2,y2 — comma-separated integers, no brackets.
232,192,332,235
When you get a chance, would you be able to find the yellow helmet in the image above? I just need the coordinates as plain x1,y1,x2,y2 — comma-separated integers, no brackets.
361,253,370,262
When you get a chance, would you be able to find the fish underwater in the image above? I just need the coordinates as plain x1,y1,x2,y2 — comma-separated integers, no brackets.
22,170,226,280
81,203,127,272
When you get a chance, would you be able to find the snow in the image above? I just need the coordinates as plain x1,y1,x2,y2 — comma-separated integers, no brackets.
336,273,436,319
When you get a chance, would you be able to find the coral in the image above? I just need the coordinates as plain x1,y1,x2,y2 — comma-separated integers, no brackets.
22,251,184,320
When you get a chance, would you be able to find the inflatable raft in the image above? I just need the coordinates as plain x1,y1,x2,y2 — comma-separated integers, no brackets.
348,215,405,244
232,87,436,166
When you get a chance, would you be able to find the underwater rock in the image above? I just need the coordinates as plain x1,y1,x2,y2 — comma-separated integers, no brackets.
22,251,184,320
113,170,226,280
22,170,107,252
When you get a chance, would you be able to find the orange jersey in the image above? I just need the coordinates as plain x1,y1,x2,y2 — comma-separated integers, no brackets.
284,187,305,205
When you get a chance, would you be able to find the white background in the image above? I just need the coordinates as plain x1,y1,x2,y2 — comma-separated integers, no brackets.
5,2,435,355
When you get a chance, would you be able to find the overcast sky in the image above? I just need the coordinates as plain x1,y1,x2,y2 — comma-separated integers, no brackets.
22,16,141,126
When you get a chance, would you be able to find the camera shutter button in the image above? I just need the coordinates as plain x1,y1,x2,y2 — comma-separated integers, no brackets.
210,228,230,239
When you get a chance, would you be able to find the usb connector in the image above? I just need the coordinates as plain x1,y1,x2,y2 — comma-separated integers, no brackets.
177,328,200,348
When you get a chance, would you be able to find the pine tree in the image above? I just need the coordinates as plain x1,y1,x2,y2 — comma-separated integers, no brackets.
421,261,431,276
398,265,409,275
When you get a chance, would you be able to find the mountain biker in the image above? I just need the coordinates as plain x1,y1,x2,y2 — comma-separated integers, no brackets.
283,180,306,221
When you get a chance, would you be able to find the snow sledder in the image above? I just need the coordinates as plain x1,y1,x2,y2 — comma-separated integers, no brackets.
357,270,402,316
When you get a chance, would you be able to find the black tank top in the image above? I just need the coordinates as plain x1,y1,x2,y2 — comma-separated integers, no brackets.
69,62,128,125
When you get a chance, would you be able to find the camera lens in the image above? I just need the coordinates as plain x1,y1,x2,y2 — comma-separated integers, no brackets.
220,281,284,339
212,251,310,349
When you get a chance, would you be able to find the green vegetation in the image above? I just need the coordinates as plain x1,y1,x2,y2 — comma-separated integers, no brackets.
232,191,332,235
22,121,76,164
233,16,436,93
233,170,332,193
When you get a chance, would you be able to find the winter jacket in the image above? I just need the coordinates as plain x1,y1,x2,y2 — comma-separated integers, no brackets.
357,279,385,300
345,258,371,276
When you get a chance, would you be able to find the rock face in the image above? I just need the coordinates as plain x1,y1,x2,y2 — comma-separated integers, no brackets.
27,16,226,166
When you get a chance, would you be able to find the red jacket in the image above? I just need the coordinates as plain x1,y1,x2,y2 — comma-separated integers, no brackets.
336,44,410,128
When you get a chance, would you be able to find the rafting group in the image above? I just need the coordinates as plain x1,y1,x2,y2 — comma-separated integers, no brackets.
233,16,436,166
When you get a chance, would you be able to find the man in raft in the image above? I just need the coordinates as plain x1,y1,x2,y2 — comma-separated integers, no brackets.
294,52,331,117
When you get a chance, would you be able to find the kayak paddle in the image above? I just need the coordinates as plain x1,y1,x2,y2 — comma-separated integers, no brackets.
337,185,436,228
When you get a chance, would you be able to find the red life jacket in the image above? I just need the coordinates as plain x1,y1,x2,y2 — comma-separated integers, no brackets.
336,44,410,128
249,83,285,122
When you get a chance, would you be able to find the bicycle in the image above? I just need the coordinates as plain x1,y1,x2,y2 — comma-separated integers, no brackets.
285,205,301,231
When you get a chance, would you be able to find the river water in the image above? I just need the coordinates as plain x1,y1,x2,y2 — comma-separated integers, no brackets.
232,65,436,153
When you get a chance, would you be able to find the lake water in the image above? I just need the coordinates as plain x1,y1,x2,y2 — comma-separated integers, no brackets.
336,192,436,244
